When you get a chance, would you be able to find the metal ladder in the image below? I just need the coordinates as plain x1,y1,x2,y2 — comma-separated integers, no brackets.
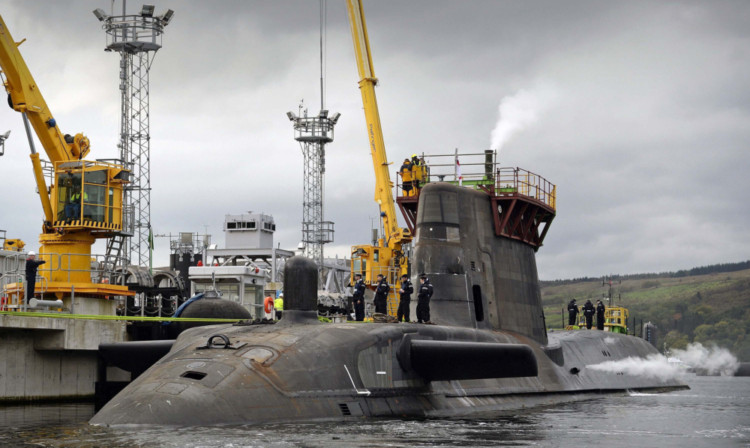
102,235,126,281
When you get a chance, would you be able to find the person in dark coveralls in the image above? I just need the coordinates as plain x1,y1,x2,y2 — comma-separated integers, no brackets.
582,299,595,329
567,299,579,326
596,299,606,330
397,274,413,322
352,273,366,321
373,274,389,314
25,251,46,303
416,273,433,323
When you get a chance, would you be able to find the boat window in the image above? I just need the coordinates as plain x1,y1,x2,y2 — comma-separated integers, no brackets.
416,191,459,225
421,193,442,223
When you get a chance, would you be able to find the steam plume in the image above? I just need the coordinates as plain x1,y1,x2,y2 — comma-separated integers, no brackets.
489,84,558,151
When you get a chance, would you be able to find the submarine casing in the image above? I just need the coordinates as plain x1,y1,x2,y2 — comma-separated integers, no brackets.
91,184,686,426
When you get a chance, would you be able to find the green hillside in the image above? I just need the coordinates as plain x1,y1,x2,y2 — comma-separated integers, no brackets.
540,263,750,361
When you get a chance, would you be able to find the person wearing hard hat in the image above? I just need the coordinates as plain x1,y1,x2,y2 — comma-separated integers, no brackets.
24,251,46,303
274,293,284,320
411,154,425,191
400,158,413,196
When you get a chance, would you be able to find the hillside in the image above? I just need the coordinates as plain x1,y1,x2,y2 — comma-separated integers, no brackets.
540,264,750,361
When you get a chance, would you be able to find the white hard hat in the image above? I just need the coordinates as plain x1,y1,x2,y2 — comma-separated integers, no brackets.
28,251,35,256
279,293,284,297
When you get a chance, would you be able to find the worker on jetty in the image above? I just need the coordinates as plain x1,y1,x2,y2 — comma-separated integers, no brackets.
274,293,284,320
583,299,595,329
373,274,389,315
596,300,606,330
567,299,579,326
416,273,433,324
353,274,365,321
397,274,413,322
24,251,46,303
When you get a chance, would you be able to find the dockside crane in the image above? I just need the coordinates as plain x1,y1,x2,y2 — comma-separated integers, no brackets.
0,15,131,300
345,0,411,310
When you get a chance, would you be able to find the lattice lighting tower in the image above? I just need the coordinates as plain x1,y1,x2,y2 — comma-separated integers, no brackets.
287,106,340,270
94,3,173,268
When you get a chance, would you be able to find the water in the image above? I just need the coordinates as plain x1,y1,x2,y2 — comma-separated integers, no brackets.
1,375,748,447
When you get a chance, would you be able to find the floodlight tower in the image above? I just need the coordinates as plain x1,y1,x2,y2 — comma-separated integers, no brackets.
94,2,173,269
287,105,340,272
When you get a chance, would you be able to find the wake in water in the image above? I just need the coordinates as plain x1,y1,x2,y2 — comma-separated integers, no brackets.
586,342,739,380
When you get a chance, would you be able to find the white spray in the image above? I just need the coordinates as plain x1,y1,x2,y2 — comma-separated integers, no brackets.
489,83,558,152
587,342,739,380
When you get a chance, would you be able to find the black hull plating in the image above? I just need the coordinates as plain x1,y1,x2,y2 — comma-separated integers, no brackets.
91,321,684,426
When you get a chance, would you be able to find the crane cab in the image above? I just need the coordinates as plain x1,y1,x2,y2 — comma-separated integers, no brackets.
51,160,129,234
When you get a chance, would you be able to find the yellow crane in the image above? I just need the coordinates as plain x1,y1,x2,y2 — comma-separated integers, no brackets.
0,15,131,301
345,0,411,312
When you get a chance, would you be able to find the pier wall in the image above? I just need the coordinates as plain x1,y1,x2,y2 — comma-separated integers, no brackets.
0,312,127,402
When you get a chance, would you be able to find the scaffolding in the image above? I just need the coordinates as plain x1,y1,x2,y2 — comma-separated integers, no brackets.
94,2,173,269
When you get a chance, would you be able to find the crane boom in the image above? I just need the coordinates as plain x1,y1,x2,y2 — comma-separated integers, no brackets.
0,16,90,164
345,0,400,244
0,14,131,301
345,0,411,314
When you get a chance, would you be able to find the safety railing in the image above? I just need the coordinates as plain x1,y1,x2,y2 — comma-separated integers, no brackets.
0,252,118,287
496,167,556,210
395,150,556,211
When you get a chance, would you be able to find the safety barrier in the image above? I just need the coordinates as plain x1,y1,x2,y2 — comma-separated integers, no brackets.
395,150,556,211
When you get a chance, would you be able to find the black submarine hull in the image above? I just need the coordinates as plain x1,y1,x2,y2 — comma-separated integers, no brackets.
90,319,683,426
91,183,686,426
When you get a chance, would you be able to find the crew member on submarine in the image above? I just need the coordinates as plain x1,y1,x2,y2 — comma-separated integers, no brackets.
567,299,579,326
596,299,606,330
416,273,433,323
374,273,389,314
353,273,365,321
583,299,595,329
397,273,413,322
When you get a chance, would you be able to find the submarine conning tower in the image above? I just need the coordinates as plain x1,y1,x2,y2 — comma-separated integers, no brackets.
399,154,556,344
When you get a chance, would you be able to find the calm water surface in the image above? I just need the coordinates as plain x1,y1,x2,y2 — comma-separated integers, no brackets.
1,375,747,447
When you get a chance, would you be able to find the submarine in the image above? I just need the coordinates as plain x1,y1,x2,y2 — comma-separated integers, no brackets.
91,182,686,426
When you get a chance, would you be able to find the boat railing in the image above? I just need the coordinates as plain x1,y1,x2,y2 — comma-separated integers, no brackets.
395,149,556,211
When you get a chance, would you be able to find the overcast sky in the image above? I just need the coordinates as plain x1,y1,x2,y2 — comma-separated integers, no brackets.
1,0,748,280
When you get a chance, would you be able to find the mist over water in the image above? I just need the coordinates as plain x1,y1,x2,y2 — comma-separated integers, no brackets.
587,342,739,380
